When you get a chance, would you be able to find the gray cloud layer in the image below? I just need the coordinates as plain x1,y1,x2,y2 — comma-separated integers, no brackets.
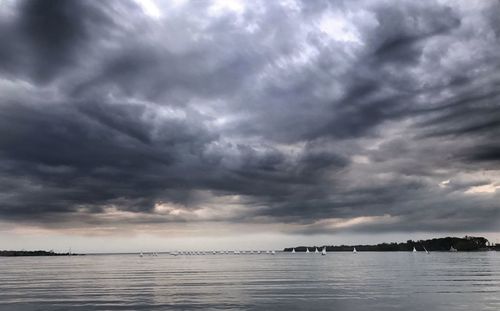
0,0,499,233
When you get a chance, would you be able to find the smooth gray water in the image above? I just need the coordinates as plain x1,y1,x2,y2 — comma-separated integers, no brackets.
1,252,499,310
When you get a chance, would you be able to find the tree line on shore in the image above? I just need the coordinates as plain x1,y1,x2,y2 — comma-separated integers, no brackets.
284,236,498,252
0,250,78,256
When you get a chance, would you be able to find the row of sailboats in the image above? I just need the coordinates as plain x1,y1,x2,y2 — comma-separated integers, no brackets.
139,252,158,257
290,247,328,255
289,247,347,254
166,250,277,256
142,245,448,257
291,246,430,254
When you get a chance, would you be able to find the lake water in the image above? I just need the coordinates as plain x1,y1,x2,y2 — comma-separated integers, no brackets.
1,252,499,310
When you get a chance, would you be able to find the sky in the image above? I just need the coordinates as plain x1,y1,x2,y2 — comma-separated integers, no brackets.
0,0,500,252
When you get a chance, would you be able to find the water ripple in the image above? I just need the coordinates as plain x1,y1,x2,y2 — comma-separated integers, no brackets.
0,252,499,310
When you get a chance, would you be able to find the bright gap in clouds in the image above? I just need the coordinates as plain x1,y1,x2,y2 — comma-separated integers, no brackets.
135,0,161,19
209,0,245,15
317,13,362,44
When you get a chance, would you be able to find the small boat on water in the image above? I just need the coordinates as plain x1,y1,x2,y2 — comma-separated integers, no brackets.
353,247,357,254
321,247,327,256
423,246,429,254
450,246,458,252
271,250,276,255
306,248,310,253
139,252,143,258
292,248,296,253
315,248,319,254
412,247,417,253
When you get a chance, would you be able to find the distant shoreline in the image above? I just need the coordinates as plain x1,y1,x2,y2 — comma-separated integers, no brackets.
0,250,82,257
284,236,500,252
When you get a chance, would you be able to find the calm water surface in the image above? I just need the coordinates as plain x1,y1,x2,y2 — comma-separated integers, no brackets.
1,252,499,310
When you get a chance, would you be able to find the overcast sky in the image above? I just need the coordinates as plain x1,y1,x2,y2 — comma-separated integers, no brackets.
1,0,500,252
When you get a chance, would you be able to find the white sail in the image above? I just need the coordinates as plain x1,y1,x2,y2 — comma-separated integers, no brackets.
315,248,319,253
353,247,357,254
321,247,326,255
292,248,296,253
423,246,429,254
306,248,310,253
139,252,143,257
271,250,276,255
412,247,417,253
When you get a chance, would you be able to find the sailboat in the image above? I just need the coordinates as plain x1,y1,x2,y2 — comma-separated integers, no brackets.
292,248,296,253
412,247,417,253
321,247,327,256
271,250,276,255
353,247,357,254
139,252,143,258
423,246,429,254
315,248,319,254
306,248,310,253
449,246,458,252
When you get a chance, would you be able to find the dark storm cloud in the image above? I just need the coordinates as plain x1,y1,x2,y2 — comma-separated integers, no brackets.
370,3,460,64
0,0,118,83
0,0,500,233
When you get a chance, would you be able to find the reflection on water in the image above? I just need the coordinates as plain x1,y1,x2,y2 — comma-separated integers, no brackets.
0,252,499,310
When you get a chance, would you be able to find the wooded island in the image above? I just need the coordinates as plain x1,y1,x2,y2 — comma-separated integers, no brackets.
284,236,499,252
